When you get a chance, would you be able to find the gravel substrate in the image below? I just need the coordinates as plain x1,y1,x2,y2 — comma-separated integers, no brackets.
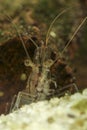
0,89,87,130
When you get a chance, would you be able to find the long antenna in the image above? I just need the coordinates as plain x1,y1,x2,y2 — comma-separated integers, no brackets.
61,17,87,56
51,16,87,66
4,13,33,63
46,9,68,46
27,36,38,48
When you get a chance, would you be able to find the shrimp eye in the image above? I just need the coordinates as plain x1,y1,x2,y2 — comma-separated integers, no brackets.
24,59,30,67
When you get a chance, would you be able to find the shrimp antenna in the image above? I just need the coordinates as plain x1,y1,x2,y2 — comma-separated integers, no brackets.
46,9,69,46
27,36,38,48
51,16,87,66
4,13,38,62
61,16,87,56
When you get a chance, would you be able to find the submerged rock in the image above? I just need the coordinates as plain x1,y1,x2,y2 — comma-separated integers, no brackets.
0,89,87,130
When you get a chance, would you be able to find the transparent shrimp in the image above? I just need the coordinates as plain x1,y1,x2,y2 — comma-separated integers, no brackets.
6,10,87,112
